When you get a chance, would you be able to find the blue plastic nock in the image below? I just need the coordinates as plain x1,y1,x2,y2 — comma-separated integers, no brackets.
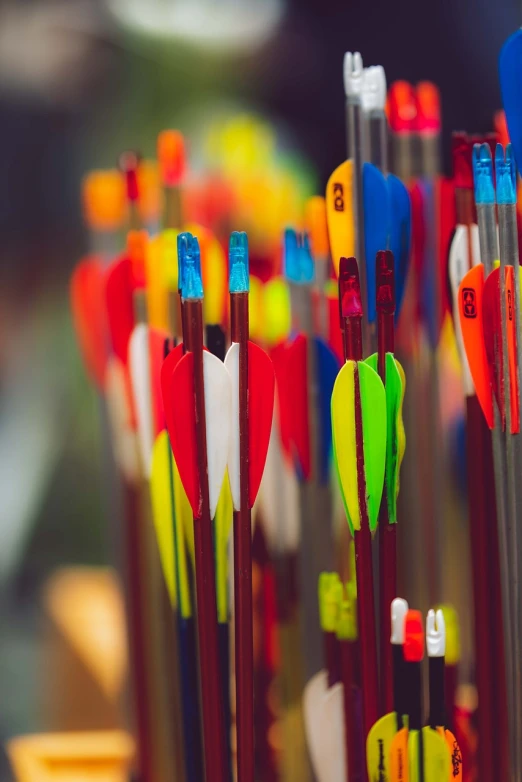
178,231,203,300
496,143,517,205
472,143,495,206
284,228,299,283
229,231,249,293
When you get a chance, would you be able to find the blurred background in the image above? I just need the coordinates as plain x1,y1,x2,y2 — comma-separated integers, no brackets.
0,0,518,777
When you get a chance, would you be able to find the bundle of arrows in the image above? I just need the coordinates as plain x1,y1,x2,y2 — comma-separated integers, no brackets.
66,25,522,782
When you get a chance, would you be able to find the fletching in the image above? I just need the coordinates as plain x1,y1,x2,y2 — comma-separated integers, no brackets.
105,255,135,366
145,234,170,331
214,477,233,624
505,265,520,433
286,334,311,480
70,257,108,389
225,341,275,510
499,30,522,172
448,225,480,396
331,360,387,533
128,324,154,478
390,726,409,782
458,266,494,428
150,430,191,617
104,357,140,484
162,349,232,519
388,173,412,320
366,712,398,782
148,327,170,436
409,727,450,782
326,160,355,277
482,267,505,428
365,353,405,522
363,162,390,322
316,339,341,483
303,672,346,782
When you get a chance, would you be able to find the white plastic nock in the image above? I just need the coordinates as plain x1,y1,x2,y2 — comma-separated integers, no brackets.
426,608,446,658
343,51,364,98
390,598,408,644
361,66,387,112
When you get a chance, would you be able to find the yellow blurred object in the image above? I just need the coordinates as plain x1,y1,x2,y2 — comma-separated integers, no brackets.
7,731,134,782
438,604,461,665
305,196,330,259
138,160,163,226
43,568,128,727
146,235,170,331
82,171,126,233
326,160,355,276
262,278,291,346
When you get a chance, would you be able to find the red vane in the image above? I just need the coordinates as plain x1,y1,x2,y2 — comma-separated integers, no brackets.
270,342,293,458
286,334,311,480
387,81,417,133
248,342,276,507
149,328,170,436
483,268,505,429
70,257,108,389
505,266,520,434
105,254,135,367
161,347,200,517
416,82,441,135
403,610,424,662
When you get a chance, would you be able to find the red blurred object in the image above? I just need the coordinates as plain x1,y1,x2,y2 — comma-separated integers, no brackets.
247,342,276,507
494,110,510,147
157,130,186,187
70,256,109,389
127,231,148,290
416,82,441,135
387,81,417,133
452,133,474,190
286,334,310,480
403,610,424,662
119,150,141,203
105,254,135,367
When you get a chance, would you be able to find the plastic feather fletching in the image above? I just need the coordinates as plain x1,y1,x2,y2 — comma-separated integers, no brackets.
286,334,311,480
363,163,390,323
448,225,476,396
458,265,494,428
364,353,405,522
70,257,108,389
388,174,412,320
105,255,135,366
162,349,232,519
225,341,275,510
326,160,355,277
150,430,191,617
482,268,505,428
409,727,451,782
367,712,398,782
331,360,387,533
128,324,154,478
499,30,522,173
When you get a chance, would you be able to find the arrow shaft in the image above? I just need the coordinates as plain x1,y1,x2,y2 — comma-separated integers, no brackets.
184,299,227,782
231,292,254,782
341,312,379,737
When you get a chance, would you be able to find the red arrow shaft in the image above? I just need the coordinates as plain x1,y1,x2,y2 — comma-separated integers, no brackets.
184,299,227,782
231,292,254,782
342,313,379,741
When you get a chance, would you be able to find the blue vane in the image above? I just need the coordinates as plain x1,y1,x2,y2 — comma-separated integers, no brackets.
315,337,341,484
500,29,522,174
363,162,390,323
388,173,412,321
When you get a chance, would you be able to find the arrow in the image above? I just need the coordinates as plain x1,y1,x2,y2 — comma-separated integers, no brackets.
389,610,450,782
161,232,231,782
331,256,386,743
363,250,406,714
426,609,463,782
366,598,408,782
224,231,275,782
